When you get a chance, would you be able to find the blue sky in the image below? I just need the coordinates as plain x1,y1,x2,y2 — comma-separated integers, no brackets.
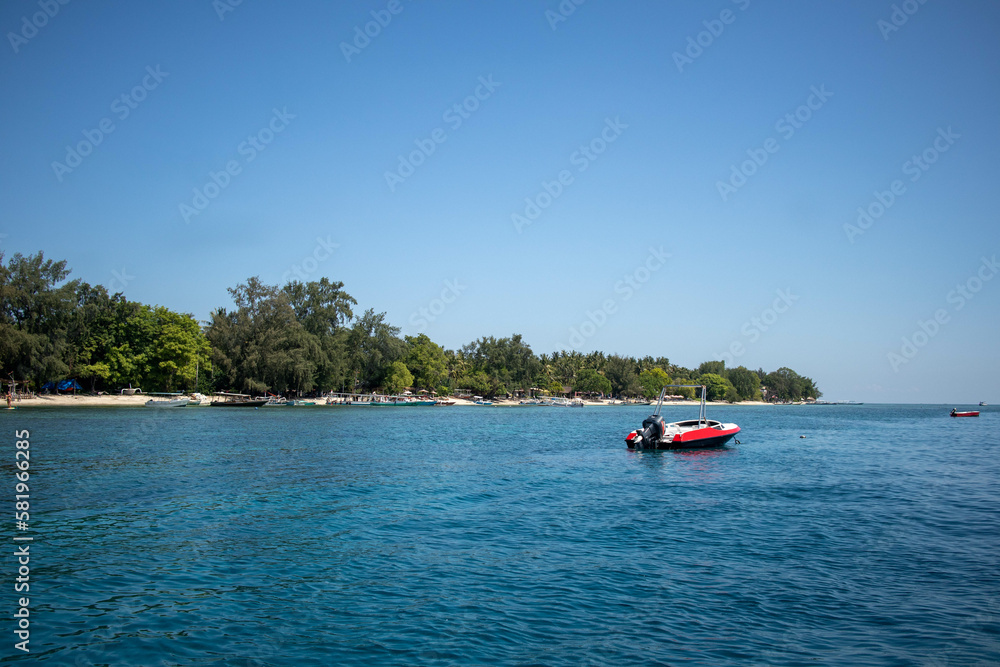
1,0,998,403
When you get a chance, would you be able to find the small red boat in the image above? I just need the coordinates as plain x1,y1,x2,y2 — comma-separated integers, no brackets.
950,409,979,417
626,384,740,450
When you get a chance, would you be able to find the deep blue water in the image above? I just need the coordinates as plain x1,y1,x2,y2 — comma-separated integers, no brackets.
4,404,1000,665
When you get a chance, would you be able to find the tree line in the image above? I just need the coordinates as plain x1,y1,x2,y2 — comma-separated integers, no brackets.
0,252,820,402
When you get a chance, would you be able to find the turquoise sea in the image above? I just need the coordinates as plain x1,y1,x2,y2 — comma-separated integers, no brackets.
4,404,999,665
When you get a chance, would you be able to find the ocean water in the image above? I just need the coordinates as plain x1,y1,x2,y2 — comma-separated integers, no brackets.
5,404,999,665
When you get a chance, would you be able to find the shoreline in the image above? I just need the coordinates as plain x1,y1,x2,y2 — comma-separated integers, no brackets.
6,395,775,409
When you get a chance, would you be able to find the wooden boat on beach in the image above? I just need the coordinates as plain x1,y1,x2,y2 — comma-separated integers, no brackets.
188,393,211,406
145,393,188,408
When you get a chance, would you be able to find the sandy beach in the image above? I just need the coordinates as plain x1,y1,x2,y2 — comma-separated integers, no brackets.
8,394,770,408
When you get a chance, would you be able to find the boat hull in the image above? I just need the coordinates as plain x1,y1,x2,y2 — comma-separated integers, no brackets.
667,426,740,449
951,411,979,417
369,400,436,406
145,399,188,408
627,426,740,450
211,400,268,407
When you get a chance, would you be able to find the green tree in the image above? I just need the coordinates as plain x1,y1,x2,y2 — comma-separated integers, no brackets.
207,277,325,394
454,369,506,399
461,334,541,394
549,350,584,386
763,367,820,401
68,283,127,391
347,309,405,391
698,373,735,402
572,368,612,395
283,278,356,391
0,252,79,388
727,366,762,401
638,367,671,400
698,360,726,376
405,334,448,391
383,360,414,394
146,307,212,391
603,354,641,397
283,278,356,335
103,303,158,390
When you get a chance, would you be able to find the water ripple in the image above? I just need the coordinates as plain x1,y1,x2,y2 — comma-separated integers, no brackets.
8,405,1000,664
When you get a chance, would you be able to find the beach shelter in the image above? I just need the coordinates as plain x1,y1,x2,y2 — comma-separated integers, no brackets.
43,379,83,393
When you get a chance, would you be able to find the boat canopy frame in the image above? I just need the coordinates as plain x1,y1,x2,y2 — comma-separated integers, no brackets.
653,385,709,426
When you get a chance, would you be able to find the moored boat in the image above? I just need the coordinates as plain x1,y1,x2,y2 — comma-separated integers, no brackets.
145,393,188,408
625,385,740,450
211,392,268,407
950,409,979,417
188,392,211,406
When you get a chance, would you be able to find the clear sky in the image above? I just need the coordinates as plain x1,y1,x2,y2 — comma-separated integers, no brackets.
1,0,998,403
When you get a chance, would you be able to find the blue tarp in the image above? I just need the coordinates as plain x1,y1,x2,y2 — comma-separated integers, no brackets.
42,379,83,392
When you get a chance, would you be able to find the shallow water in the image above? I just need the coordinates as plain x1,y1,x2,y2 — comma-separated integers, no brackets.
6,404,1000,665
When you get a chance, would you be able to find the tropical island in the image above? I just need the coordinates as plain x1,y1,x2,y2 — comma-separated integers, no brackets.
1,251,820,404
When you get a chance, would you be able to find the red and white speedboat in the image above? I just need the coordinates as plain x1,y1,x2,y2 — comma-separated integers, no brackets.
950,409,979,417
625,385,740,450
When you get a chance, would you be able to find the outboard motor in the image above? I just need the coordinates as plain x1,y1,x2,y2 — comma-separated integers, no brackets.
626,414,665,449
